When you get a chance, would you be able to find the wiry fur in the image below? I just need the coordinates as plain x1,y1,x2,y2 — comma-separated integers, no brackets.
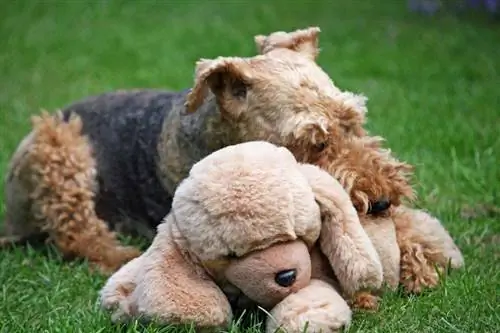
394,206,464,293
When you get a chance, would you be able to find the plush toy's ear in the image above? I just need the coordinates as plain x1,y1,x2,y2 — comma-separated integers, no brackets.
254,27,321,60
185,56,253,114
99,215,233,330
361,216,401,290
297,164,383,296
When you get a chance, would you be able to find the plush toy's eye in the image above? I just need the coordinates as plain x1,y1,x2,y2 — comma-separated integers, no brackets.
275,269,297,287
367,199,391,215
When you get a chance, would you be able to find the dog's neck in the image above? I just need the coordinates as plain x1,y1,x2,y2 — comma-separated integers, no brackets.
156,93,238,195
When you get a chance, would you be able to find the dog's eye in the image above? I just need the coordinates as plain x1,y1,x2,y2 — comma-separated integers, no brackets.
367,199,391,215
313,142,327,153
230,79,248,99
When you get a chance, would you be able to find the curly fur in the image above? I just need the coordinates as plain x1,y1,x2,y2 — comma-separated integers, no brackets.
22,112,140,272
289,125,463,304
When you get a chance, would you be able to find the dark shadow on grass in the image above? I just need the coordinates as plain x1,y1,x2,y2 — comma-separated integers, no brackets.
104,307,269,333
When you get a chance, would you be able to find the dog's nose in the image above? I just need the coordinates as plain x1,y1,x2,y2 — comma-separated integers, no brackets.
275,269,297,287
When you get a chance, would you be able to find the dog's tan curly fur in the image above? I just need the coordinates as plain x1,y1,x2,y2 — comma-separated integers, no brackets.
18,112,140,273
289,132,415,213
289,123,458,303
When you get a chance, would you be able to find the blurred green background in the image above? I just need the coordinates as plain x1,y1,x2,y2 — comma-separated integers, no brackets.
0,1,499,332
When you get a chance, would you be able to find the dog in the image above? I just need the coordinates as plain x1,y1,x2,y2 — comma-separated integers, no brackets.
1,27,370,274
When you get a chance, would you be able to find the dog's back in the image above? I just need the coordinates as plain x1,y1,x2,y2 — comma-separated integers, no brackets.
60,89,190,234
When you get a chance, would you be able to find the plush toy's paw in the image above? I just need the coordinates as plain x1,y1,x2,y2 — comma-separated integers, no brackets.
101,281,137,322
266,280,351,333
99,256,143,322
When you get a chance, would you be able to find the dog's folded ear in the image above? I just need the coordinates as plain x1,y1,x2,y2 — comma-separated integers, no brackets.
99,215,233,330
254,27,321,60
185,56,253,114
297,164,383,296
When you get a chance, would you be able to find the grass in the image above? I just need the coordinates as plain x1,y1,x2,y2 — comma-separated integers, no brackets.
0,1,499,332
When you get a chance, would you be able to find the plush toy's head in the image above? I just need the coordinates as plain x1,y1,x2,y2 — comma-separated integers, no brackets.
168,140,322,311
99,141,382,329
172,140,321,263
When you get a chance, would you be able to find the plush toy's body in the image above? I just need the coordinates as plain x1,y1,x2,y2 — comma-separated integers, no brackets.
100,141,383,333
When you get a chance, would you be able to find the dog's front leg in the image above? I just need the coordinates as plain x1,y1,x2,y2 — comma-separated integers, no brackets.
393,206,464,293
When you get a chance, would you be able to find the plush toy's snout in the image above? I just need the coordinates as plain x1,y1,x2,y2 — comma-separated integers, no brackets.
225,240,312,309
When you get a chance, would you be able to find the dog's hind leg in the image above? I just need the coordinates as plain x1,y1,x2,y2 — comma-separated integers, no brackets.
2,112,141,274
1,131,44,247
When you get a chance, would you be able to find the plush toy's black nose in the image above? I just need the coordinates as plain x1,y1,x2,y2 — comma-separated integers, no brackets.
367,199,391,215
275,269,297,287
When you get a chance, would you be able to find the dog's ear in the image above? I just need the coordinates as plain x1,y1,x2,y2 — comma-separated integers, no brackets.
297,163,383,296
185,56,253,114
254,27,321,60
99,215,233,329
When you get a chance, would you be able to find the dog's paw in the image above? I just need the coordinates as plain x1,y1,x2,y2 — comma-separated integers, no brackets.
400,244,441,294
400,265,440,294
351,291,380,311
92,245,142,275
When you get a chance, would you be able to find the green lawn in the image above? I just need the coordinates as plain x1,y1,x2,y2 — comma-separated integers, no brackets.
1,1,499,332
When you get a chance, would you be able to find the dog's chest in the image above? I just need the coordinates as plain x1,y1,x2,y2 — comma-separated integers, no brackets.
61,90,183,237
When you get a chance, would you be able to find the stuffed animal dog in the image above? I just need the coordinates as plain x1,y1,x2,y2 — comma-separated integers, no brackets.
99,141,383,333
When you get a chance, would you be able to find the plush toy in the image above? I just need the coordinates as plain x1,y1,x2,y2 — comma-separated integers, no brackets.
99,140,383,333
